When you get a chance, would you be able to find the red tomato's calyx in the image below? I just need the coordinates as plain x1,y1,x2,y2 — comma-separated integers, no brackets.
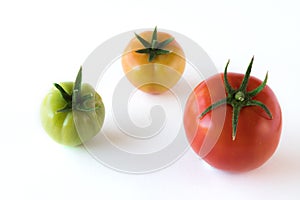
135,26,174,62
199,57,273,140
54,67,100,113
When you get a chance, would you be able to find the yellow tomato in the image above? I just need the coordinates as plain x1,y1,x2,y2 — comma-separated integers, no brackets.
122,27,185,94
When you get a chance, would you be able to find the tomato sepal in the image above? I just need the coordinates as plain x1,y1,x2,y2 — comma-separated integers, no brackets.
134,26,174,62
54,67,100,113
199,57,273,140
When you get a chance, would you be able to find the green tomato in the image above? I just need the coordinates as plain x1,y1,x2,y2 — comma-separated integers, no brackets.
40,68,105,146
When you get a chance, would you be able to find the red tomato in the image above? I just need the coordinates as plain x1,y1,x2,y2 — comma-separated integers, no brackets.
184,58,282,172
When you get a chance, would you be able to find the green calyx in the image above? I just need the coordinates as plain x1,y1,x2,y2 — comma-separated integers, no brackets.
199,57,273,140
135,26,174,62
54,67,99,113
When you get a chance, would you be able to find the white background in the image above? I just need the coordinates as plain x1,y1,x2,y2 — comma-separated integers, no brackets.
1,0,299,199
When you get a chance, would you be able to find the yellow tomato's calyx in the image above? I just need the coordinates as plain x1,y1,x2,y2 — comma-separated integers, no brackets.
199,57,272,140
135,26,174,62
54,67,100,113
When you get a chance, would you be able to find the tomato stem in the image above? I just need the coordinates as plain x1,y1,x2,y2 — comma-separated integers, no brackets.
199,57,273,140
135,26,174,62
54,67,100,113
235,91,245,101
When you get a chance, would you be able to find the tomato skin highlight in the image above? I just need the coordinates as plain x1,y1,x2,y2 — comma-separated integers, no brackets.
184,73,282,172
40,82,105,146
122,31,185,94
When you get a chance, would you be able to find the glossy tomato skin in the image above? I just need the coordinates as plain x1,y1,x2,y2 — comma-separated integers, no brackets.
122,31,185,94
184,73,282,172
40,82,105,146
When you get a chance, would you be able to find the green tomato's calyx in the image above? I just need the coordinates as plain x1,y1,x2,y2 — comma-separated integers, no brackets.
54,67,100,113
135,26,174,62
199,57,273,140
